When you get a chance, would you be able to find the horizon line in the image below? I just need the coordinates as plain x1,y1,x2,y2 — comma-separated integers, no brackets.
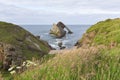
19,24,92,25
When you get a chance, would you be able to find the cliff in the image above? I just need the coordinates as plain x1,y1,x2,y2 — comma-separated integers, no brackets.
0,21,52,70
75,18,120,48
2,18,120,80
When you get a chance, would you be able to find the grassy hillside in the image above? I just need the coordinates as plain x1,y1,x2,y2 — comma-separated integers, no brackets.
13,47,120,80
2,19,120,80
0,21,51,59
76,18,120,47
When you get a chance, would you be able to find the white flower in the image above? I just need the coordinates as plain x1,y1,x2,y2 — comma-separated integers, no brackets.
26,64,31,67
10,70,16,75
26,60,37,66
26,60,33,64
16,66,22,69
33,63,37,66
8,66,15,71
22,62,26,66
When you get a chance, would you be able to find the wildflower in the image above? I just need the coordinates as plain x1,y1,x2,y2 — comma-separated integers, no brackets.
16,66,22,69
10,70,16,75
22,61,27,66
8,66,15,71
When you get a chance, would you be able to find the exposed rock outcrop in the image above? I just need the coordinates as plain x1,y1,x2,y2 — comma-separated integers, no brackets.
0,21,52,70
50,22,73,38
0,43,24,70
58,41,66,50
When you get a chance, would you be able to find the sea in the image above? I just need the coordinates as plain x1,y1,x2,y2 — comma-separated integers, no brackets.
21,25,91,49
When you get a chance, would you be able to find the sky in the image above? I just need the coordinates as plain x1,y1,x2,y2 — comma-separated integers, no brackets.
0,0,120,25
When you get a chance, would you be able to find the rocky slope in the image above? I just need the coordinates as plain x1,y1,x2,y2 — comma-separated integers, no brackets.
0,21,52,70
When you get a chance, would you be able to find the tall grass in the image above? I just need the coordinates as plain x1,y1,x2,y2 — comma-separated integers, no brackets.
13,47,120,80
0,73,3,80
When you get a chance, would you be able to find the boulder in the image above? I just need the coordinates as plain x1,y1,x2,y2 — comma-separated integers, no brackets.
0,21,52,70
50,22,73,38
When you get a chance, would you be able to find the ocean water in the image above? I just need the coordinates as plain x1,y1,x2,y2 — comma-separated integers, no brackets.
21,25,90,49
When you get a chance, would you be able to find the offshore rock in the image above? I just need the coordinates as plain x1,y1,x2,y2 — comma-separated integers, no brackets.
50,22,73,38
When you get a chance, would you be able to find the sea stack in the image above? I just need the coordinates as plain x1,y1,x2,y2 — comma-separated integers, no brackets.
50,21,73,38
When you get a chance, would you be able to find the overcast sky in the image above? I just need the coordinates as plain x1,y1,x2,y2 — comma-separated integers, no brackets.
0,0,120,25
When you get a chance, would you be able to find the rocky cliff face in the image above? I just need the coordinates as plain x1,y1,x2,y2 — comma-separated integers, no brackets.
0,22,52,70
0,43,24,70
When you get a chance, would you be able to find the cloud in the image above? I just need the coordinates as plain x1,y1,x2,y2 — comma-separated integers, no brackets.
0,0,120,24
0,0,120,14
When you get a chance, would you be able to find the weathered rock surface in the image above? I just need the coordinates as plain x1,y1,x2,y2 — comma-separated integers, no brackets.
50,22,73,38
0,21,52,70
0,43,24,70
57,22,73,34
50,24,66,38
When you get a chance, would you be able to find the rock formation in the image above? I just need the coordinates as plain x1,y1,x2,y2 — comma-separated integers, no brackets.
58,41,66,49
0,43,24,70
0,21,52,70
50,24,66,38
57,22,73,34
50,22,73,38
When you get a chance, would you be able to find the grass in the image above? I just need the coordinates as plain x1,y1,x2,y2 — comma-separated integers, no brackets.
0,21,51,59
86,18,120,45
1,54,56,80
77,18,120,47
0,74,3,80
0,21,52,79
11,47,120,80
1,18,120,80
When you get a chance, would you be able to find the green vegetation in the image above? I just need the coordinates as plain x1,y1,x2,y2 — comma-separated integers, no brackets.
1,18,120,80
0,21,51,59
0,21,51,79
13,48,120,80
86,18,120,45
